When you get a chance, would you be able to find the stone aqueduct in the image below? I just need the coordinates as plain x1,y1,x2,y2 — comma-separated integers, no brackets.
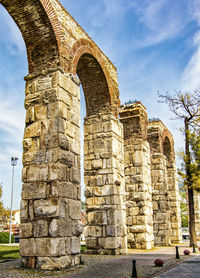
0,0,186,270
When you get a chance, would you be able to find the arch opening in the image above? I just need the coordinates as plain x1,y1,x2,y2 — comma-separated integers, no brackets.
163,136,172,161
77,53,111,117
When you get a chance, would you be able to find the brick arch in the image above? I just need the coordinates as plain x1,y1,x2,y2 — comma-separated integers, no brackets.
0,0,61,73
69,39,117,116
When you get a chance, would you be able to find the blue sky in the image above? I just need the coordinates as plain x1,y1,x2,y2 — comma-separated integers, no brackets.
0,0,200,209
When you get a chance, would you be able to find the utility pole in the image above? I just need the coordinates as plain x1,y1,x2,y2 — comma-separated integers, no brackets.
9,157,18,244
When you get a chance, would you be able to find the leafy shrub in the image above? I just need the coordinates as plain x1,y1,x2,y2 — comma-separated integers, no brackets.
154,258,164,267
183,249,190,255
0,232,14,243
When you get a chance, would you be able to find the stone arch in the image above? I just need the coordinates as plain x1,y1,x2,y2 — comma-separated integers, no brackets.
161,131,182,244
70,39,118,117
1,0,126,269
0,0,61,73
69,41,127,255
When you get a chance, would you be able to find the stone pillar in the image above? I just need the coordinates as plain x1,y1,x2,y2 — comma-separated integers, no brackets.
84,112,127,255
194,190,200,245
20,69,82,270
148,121,171,246
167,162,182,244
150,153,171,246
120,103,154,249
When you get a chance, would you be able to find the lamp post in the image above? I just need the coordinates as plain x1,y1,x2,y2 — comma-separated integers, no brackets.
9,157,18,244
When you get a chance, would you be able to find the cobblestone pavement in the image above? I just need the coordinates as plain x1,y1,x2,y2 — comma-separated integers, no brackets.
0,245,198,278
155,256,200,278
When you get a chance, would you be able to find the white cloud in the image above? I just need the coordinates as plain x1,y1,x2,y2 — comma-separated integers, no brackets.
131,0,189,49
181,1,200,90
181,45,200,90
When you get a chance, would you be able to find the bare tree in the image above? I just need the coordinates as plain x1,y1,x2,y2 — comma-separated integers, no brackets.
158,90,200,246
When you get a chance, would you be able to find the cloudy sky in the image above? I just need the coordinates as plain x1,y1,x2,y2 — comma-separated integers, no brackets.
0,0,200,209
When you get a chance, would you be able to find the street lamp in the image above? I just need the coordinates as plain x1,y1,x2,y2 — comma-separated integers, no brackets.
9,157,18,244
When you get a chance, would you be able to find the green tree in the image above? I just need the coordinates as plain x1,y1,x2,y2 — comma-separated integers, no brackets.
158,90,200,246
0,183,11,231
179,189,188,227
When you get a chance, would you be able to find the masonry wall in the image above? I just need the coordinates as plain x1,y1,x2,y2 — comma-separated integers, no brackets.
84,113,127,255
147,120,182,246
5,0,126,270
167,162,182,243
120,103,154,249
1,0,184,270
150,153,171,246
20,70,82,269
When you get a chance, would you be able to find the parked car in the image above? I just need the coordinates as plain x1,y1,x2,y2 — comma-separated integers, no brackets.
14,236,20,243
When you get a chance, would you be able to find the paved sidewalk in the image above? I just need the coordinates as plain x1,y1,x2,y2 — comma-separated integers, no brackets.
155,256,200,278
0,245,198,278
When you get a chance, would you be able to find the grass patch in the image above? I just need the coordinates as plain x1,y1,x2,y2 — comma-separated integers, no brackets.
81,245,87,251
0,245,20,260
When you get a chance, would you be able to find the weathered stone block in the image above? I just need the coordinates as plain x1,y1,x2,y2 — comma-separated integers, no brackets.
26,165,48,182
99,237,118,249
58,182,77,199
24,122,41,138
20,223,33,238
86,238,98,249
22,183,47,199
34,199,59,217
49,219,73,237
34,220,48,237
71,237,80,254
20,238,37,256
20,200,29,222
36,255,71,270
68,200,81,220
35,238,65,256
85,226,102,237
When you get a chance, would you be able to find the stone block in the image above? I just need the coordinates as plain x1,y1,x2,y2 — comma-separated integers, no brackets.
86,238,97,249
71,237,80,254
20,223,33,238
20,238,37,256
24,122,41,138
20,200,29,222
58,182,77,199
59,150,74,166
22,182,47,199
35,238,65,256
34,220,48,237
129,207,139,216
34,199,59,217
85,226,102,237
36,255,71,270
59,134,69,150
26,165,48,182
49,219,73,237
99,237,118,249
86,197,105,207
130,225,147,233
87,211,107,225
91,159,102,169
71,167,80,184
72,220,83,236
68,200,81,220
